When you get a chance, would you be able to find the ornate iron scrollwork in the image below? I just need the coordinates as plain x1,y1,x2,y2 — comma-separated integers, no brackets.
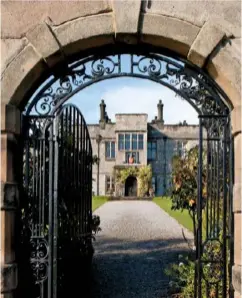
30,238,49,284
24,50,230,117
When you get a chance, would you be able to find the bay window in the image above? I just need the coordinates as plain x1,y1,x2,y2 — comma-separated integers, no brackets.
118,133,144,151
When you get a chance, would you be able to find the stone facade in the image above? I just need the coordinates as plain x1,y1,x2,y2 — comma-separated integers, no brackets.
90,100,199,197
1,1,241,297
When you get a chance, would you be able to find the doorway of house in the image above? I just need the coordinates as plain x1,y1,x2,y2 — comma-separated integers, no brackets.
125,176,138,197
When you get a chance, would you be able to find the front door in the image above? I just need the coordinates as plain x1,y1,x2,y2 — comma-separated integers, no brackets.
125,176,137,197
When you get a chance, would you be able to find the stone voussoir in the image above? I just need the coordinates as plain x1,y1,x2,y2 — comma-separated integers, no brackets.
1,44,48,106
53,13,115,57
206,41,241,109
1,38,28,75
111,0,142,43
140,13,200,56
187,20,226,68
26,22,64,68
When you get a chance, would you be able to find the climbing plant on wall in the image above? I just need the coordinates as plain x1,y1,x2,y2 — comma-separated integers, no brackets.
114,165,152,197
137,165,152,196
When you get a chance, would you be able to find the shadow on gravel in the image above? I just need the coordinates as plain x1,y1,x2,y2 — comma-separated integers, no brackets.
89,237,191,298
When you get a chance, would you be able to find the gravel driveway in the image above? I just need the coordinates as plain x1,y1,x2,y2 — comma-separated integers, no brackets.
91,201,193,298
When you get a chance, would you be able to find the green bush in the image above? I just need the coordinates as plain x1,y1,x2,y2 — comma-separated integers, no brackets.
165,235,229,298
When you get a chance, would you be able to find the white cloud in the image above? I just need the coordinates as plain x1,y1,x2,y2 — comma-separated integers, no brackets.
101,85,198,124
69,78,199,124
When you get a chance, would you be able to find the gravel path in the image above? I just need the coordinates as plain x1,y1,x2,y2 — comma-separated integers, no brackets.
91,201,193,298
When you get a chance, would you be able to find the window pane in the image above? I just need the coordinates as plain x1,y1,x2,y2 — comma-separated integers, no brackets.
132,134,137,150
105,142,110,158
111,142,115,158
138,134,143,149
148,141,156,160
125,152,131,163
125,134,131,150
118,134,124,150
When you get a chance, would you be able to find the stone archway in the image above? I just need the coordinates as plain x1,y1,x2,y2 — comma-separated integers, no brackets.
125,176,138,197
1,1,241,297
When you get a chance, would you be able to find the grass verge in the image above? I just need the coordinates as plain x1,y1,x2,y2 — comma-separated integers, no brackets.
92,196,108,212
153,196,193,233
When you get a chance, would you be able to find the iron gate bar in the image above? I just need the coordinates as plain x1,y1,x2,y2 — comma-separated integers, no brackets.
222,122,227,297
48,123,53,298
197,117,203,298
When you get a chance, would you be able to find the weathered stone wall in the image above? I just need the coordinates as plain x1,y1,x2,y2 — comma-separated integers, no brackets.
1,1,241,297
88,114,199,197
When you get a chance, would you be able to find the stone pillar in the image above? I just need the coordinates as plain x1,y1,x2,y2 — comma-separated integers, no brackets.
231,105,242,297
1,104,21,298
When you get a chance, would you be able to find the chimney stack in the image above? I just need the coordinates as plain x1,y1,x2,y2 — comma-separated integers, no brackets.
157,99,164,124
99,99,106,123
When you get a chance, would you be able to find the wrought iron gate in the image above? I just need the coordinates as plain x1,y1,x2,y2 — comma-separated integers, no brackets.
18,45,234,298
18,104,93,298
195,115,233,298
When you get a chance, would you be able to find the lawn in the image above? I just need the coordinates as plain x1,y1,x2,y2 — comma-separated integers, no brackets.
92,196,108,212
153,196,194,233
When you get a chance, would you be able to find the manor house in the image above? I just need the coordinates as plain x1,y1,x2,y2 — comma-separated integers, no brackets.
89,100,199,197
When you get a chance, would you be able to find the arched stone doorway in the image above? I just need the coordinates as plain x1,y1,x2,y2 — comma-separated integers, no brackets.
125,176,137,197
14,45,234,298
1,1,241,298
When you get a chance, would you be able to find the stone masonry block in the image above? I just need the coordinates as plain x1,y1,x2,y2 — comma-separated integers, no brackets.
141,13,200,56
1,182,19,211
234,133,241,170
233,183,242,213
1,44,47,107
53,13,114,57
142,1,241,38
1,133,20,183
188,20,225,67
232,265,242,295
234,213,242,266
1,1,112,38
26,23,63,68
1,104,21,135
1,38,28,74
1,263,18,293
231,105,242,136
206,41,241,109
112,0,142,42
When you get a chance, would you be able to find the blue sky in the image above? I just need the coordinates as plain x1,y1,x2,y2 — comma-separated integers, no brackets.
68,77,199,124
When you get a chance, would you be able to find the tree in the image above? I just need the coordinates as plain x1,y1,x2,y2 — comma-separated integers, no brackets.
170,146,207,244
